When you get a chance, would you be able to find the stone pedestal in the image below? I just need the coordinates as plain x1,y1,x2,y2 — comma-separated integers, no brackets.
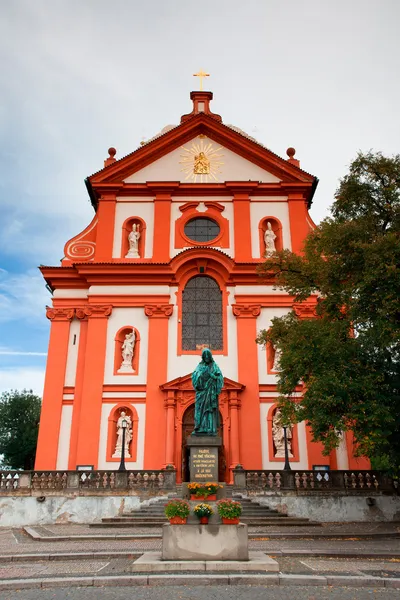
187,435,222,482
162,523,249,560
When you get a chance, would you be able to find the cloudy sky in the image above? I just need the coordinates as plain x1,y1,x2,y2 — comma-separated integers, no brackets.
0,1,399,395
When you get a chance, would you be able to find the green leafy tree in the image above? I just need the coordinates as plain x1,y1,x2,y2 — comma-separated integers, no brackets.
257,152,400,470
0,390,41,470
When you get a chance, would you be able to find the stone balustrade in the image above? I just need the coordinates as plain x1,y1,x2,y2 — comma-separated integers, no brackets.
233,468,396,494
0,468,176,496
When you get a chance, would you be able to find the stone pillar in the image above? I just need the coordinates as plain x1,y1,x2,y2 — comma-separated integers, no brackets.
74,305,112,468
163,465,177,490
165,391,176,467
233,465,246,489
232,304,262,470
143,304,174,469
35,307,74,469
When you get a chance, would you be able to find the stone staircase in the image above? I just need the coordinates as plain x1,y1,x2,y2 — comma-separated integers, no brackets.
90,486,316,528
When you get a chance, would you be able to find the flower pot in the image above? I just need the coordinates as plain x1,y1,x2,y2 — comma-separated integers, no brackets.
190,494,217,501
222,517,240,524
169,516,187,525
199,516,209,524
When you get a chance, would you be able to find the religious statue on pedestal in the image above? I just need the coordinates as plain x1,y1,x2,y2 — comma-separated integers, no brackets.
264,221,277,256
117,330,136,373
125,223,141,258
272,408,293,458
272,345,281,372
112,410,133,458
192,348,224,436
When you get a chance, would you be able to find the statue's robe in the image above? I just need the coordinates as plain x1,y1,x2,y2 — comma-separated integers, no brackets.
192,353,223,436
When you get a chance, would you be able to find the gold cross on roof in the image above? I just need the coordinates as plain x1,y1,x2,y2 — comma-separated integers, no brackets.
193,70,210,91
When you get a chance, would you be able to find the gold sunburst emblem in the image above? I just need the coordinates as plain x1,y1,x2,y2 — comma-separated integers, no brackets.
180,140,224,182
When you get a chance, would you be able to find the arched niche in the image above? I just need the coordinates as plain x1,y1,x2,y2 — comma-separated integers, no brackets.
114,326,140,375
121,216,146,259
267,404,299,462
266,340,279,373
258,217,283,257
107,403,139,462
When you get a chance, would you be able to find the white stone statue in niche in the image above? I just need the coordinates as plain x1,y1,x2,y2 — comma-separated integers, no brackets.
272,409,293,458
118,330,136,373
125,223,141,258
112,410,133,458
264,221,277,256
272,345,281,372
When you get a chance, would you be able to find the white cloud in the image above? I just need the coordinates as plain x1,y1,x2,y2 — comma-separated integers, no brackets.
0,269,51,325
0,367,45,396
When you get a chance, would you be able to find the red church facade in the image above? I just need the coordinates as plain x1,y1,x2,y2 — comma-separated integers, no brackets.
35,91,369,481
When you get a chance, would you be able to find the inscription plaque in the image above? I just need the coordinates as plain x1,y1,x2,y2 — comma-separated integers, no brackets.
190,447,218,482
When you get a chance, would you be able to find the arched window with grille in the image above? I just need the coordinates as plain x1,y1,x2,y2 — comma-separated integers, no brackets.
182,276,223,351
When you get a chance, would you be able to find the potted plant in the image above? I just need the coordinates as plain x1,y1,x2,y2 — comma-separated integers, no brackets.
164,499,190,524
217,499,242,524
188,482,221,500
193,503,214,524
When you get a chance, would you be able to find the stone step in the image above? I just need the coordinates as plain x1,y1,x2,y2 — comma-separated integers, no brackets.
91,517,314,528
129,510,282,517
105,512,285,522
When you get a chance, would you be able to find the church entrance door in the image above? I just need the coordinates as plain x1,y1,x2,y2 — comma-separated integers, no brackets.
181,404,225,482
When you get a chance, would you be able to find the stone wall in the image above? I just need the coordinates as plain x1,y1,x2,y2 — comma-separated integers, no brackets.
0,494,171,527
251,491,400,522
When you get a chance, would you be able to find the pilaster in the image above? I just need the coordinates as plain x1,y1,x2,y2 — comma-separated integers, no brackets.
287,193,309,254
228,391,241,481
227,184,258,262
164,391,177,466
35,307,74,469
68,309,88,469
232,303,262,470
147,184,178,262
74,305,112,468
143,304,174,469
94,193,117,260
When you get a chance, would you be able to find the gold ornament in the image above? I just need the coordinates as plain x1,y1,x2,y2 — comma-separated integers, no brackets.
180,140,223,182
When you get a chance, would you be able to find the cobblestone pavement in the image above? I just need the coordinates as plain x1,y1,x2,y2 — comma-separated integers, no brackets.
1,555,400,579
1,528,399,556
0,585,399,599
28,522,400,536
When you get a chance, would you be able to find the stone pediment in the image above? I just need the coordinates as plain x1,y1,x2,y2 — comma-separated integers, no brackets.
89,113,315,186
160,373,245,392
86,93,318,210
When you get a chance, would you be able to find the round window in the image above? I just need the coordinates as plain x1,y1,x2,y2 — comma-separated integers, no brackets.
184,217,220,243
